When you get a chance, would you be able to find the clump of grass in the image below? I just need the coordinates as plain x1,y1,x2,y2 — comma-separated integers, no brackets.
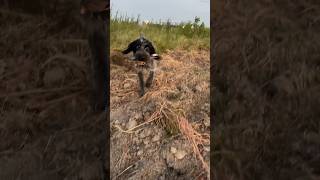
178,116,210,176
111,13,210,53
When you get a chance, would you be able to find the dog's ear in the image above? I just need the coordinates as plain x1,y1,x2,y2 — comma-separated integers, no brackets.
122,39,140,54
145,41,156,55
122,42,135,54
122,48,131,54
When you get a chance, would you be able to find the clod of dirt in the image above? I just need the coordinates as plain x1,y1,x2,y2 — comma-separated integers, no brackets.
111,108,129,123
137,149,143,156
132,136,139,143
139,129,147,139
43,67,66,86
114,120,120,125
201,103,210,113
123,82,131,88
140,128,152,138
127,118,137,129
175,149,187,160
143,138,150,145
142,101,156,114
152,134,161,142
133,112,143,121
204,146,210,152
166,90,182,101
203,114,210,127
170,147,177,154
195,85,203,92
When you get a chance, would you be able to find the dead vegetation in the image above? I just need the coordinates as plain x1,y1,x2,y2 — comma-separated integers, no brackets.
110,49,210,179
212,0,320,179
0,6,107,179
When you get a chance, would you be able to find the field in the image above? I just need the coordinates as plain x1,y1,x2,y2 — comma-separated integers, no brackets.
212,1,320,179
111,14,209,53
110,16,210,179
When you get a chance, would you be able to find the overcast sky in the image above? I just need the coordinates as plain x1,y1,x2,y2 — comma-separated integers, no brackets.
111,0,210,27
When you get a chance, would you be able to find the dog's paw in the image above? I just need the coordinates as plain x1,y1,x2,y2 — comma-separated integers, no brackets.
139,90,145,97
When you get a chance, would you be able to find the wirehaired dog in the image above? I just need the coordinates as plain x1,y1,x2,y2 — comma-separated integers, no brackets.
122,35,161,97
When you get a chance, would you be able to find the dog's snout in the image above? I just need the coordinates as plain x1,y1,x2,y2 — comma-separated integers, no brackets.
134,49,150,61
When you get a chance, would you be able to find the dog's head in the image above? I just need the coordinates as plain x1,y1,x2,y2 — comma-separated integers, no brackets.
122,36,161,61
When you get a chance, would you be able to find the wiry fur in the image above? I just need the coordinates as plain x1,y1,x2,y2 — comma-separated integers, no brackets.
122,36,160,97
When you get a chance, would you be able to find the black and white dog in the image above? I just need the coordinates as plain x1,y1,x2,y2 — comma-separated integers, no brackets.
122,35,161,97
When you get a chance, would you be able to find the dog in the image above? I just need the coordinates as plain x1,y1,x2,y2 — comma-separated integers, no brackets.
122,35,161,97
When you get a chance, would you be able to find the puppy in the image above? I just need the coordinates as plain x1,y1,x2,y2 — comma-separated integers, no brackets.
122,36,160,97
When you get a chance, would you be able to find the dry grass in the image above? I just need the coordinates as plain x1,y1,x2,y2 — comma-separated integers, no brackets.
0,6,106,179
177,116,210,176
111,48,210,177
212,0,320,179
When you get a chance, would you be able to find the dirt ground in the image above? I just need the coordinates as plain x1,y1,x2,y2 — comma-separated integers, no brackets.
0,8,107,179
110,50,210,179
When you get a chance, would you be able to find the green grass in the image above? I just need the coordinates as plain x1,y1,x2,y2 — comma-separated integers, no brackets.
111,14,210,53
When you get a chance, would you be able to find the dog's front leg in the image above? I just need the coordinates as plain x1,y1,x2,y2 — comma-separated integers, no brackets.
146,58,156,88
145,71,154,88
138,71,145,97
